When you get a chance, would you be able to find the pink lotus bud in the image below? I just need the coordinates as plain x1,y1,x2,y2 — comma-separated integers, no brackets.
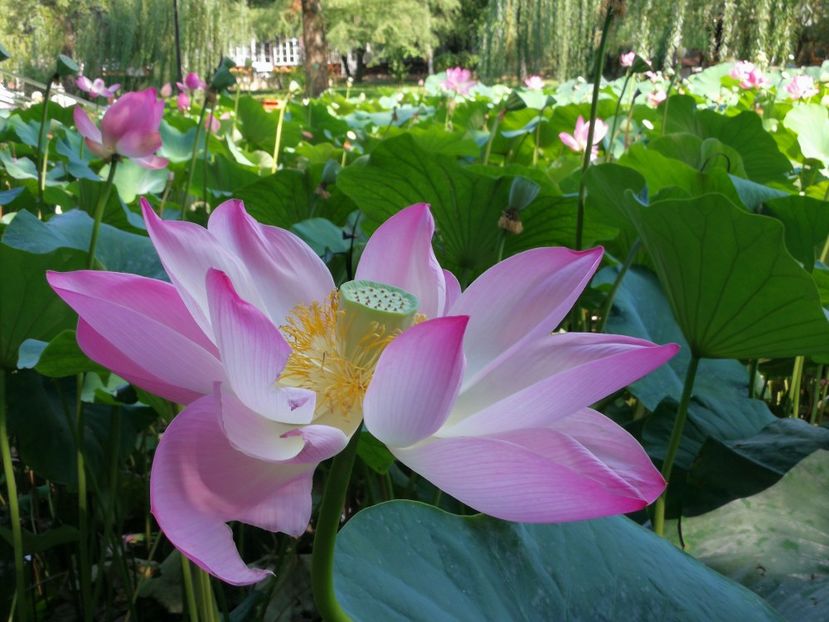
184,72,207,91
177,91,190,112
160,83,173,98
73,88,168,169
620,51,635,68
524,75,544,90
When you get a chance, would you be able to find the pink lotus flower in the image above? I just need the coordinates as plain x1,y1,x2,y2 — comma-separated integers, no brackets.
647,89,667,108
47,201,676,585
73,88,168,169
559,115,608,161
176,91,190,112
160,82,173,98
441,67,475,96
178,71,207,92
524,75,544,90
76,76,120,102
620,51,636,68
204,112,221,133
730,61,769,90
785,75,818,100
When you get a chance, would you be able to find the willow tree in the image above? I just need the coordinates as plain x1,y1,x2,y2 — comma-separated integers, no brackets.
325,0,459,81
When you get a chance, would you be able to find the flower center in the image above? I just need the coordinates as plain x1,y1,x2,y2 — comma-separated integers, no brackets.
279,280,418,434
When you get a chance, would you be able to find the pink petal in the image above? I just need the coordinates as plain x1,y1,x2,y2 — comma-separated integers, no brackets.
47,270,223,400
451,247,603,379
394,415,664,523
220,388,348,462
78,320,203,404
355,203,446,318
84,137,112,160
446,337,678,436
115,129,162,159
559,132,581,152
132,154,169,170
592,119,608,144
141,199,263,337
364,316,468,448
443,269,461,315
73,106,102,145
206,269,314,425
150,395,317,585
207,200,334,325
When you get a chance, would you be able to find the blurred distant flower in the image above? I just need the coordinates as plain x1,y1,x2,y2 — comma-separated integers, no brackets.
441,67,475,96
620,51,635,68
559,115,608,161
785,75,818,100
730,61,769,90
73,88,167,169
177,91,190,112
160,82,173,98
178,71,207,92
76,76,120,102
204,111,221,133
647,89,667,108
524,75,544,90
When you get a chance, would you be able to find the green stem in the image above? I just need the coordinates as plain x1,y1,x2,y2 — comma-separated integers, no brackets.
661,70,680,136
271,96,289,173
789,355,805,419
532,112,543,165
605,71,632,162
653,355,700,537
496,230,507,262
0,371,28,622
811,364,824,425
575,4,614,250
181,555,200,622
482,109,504,166
231,85,241,135
40,135,51,200
597,239,641,332
36,76,55,208
183,100,209,219
198,568,217,622
74,372,92,621
311,433,360,622
748,359,759,399
86,158,119,270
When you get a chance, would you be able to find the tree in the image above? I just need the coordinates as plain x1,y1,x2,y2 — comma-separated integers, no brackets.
301,0,329,96
325,0,458,81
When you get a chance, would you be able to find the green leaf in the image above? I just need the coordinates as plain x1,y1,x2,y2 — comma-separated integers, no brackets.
596,267,775,469
107,158,168,203
0,244,86,369
682,450,829,621
2,209,164,278
334,501,782,621
624,192,829,359
356,430,395,475
290,218,349,257
687,418,829,514
764,195,829,271
17,329,107,377
0,525,78,554
783,104,829,167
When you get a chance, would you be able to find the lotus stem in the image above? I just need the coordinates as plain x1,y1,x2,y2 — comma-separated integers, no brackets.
597,239,641,333
311,433,360,622
86,158,119,270
575,3,614,251
36,76,55,208
789,355,805,419
482,108,505,165
181,555,200,622
183,99,210,219
605,71,632,162
653,355,700,537
271,95,289,173
74,373,92,621
0,370,28,622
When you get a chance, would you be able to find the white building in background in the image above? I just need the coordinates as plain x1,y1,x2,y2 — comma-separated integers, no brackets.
229,37,354,76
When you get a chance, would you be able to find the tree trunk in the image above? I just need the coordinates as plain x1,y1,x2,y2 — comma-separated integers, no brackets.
301,0,329,97
355,48,366,83
341,54,351,78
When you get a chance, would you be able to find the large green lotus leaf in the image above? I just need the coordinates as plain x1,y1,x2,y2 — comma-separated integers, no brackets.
5,371,154,488
686,419,829,515
236,95,302,153
336,133,508,280
384,126,480,158
647,133,748,179
764,195,829,271
681,450,829,621
334,501,782,622
665,95,791,183
105,158,168,203
783,104,829,167
595,267,774,470
624,192,829,359
0,243,86,369
17,329,107,378
157,119,197,164
235,169,351,229
2,209,164,279
618,144,741,206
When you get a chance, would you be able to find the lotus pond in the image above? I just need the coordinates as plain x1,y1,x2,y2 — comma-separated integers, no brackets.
1,58,829,621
